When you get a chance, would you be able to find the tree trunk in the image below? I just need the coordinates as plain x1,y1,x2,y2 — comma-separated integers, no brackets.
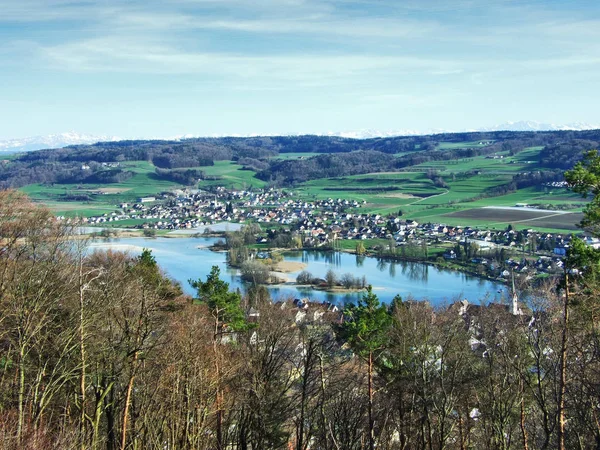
120,353,138,450
90,380,113,450
106,386,116,450
79,260,87,450
17,345,26,443
368,350,375,450
558,272,570,450
520,377,529,450
297,340,314,450
216,388,223,450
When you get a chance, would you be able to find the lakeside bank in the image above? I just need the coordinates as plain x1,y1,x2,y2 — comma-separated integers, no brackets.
87,236,505,305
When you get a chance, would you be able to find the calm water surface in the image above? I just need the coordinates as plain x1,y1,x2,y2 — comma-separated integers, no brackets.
87,236,505,306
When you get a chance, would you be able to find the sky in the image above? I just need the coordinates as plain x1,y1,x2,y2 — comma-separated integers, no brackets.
1,0,599,139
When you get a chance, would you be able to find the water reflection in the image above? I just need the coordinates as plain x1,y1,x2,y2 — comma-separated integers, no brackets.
356,254,365,267
89,237,504,306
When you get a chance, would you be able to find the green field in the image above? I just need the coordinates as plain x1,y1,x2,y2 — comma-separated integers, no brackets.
415,147,543,174
436,140,494,149
198,161,266,189
442,207,583,232
20,161,182,216
294,172,446,214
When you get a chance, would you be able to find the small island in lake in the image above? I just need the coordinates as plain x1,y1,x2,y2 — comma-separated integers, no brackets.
294,268,368,293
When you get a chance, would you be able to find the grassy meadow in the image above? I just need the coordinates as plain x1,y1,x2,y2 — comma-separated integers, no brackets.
20,160,181,216
198,160,267,189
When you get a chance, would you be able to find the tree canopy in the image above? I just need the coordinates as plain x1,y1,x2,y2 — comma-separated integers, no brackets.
190,265,248,333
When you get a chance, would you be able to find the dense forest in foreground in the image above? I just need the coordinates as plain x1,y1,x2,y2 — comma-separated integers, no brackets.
1,130,600,188
1,189,600,449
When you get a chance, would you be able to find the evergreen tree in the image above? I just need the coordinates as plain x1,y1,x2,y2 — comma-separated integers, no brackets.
189,266,248,449
189,265,247,335
335,286,392,450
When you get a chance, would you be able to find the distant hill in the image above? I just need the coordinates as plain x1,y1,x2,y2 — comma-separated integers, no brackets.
3,121,599,152
0,132,122,152
2,129,600,189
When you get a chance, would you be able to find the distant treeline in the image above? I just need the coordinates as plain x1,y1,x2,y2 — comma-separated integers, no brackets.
481,170,565,199
1,130,600,188
539,139,599,169
154,168,206,185
257,151,396,185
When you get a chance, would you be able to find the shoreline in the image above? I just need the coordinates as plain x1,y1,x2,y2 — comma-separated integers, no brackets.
87,231,509,287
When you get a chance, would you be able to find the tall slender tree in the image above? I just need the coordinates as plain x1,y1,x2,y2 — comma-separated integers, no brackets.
335,286,392,450
190,266,248,450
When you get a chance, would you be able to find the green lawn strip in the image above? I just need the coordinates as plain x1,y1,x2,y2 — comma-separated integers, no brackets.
336,238,388,251
0,152,22,160
120,160,157,173
44,204,118,218
512,146,544,163
417,158,522,173
403,207,460,220
436,141,494,150
464,187,581,209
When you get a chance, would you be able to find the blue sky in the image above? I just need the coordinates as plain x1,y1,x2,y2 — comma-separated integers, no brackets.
1,0,599,138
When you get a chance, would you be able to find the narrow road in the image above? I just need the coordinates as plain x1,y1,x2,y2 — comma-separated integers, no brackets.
407,189,449,206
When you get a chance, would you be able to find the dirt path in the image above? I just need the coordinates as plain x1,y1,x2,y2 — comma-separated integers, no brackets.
489,212,571,227
407,189,449,206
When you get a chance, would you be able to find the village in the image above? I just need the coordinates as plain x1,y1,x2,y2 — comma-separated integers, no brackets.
78,187,593,281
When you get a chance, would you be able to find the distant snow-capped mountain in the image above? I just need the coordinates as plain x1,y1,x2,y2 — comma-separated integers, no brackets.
322,129,447,139
2,121,599,151
474,121,600,132
325,121,600,139
0,132,122,152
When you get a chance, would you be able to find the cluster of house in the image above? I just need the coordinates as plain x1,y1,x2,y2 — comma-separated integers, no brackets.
80,162,120,171
544,181,569,188
82,188,364,229
296,215,419,245
81,188,584,270
266,293,530,347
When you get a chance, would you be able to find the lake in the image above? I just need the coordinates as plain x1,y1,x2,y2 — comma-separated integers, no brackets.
87,236,506,306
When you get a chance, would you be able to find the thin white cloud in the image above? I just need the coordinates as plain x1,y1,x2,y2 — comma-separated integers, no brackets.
361,93,456,108
0,0,120,22
106,9,439,40
39,36,461,83
198,18,437,38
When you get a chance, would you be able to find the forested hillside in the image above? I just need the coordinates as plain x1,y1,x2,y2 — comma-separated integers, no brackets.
2,130,600,189
1,190,600,449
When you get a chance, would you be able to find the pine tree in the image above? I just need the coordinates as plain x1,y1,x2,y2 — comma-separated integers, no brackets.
190,266,248,449
335,286,392,450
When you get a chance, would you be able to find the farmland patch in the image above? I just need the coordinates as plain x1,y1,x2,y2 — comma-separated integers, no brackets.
443,207,583,230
